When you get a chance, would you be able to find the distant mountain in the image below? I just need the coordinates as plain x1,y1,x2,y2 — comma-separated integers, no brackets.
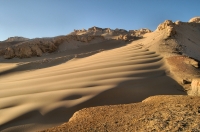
0,27,151,59
4,36,29,42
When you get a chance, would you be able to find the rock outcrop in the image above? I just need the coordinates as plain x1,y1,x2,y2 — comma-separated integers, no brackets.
190,78,200,96
4,47,15,59
189,17,200,23
14,45,32,58
72,26,151,37
5,36,29,42
157,20,174,30
157,20,176,37
0,35,105,59
0,26,151,59
29,44,43,57
88,26,103,32
40,95,200,132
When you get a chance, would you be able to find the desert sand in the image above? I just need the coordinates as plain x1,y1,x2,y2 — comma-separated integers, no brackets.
0,17,200,132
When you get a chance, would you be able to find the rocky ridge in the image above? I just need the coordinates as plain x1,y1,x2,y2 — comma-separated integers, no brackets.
0,27,151,59
139,17,200,96
5,36,29,42
72,26,151,40
189,17,200,23
1,35,104,59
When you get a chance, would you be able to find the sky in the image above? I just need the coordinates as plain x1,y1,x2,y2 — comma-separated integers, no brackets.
0,0,199,41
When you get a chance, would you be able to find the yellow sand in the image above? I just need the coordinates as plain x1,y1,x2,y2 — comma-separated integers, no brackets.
0,40,185,132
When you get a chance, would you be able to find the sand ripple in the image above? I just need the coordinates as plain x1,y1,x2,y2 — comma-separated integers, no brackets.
0,43,185,132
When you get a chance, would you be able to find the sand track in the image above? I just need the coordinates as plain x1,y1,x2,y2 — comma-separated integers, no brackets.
0,42,185,132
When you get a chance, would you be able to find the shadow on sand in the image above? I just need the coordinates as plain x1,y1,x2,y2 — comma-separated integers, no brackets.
0,74,186,132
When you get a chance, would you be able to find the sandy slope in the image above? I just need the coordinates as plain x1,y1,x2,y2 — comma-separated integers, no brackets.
0,39,185,132
1,18,200,132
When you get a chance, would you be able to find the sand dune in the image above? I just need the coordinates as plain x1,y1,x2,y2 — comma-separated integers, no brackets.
1,18,200,131
0,40,185,131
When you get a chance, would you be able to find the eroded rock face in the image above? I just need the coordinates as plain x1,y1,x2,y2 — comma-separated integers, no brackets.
1,35,105,59
157,20,174,30
72,26,151,40
191,78,200,96
29,44,43,57
167,26,176,37
4,47,15,59
1,26,150,59
189,17,200,23
157,20,176,37
15,45,32,58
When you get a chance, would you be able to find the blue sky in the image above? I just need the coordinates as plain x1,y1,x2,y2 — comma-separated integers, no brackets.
0,0,199,41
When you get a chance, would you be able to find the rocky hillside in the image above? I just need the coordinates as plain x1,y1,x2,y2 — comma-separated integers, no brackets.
1,35,105,59
136,17,200,95
0,27,151,59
